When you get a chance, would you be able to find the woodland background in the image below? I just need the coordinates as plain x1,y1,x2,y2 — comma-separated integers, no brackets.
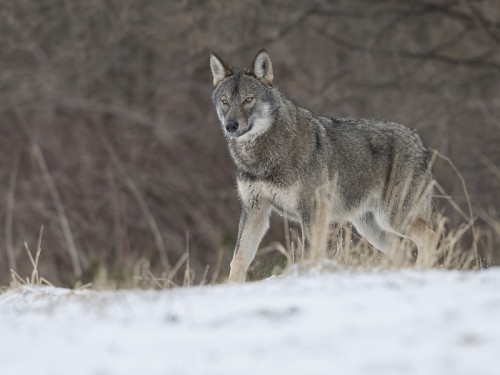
1,0,499,286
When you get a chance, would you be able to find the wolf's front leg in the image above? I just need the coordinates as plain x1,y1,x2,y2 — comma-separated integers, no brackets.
229,204,272,283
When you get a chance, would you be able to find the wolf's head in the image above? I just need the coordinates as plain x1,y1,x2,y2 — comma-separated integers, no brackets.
210,49,277,140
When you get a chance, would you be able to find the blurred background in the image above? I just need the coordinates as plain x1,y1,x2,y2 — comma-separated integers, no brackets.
1,0,499,287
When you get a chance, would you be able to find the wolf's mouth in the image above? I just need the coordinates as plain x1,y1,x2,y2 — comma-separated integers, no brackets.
227,123,253,138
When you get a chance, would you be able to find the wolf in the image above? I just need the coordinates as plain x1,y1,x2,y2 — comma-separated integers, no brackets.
210,49,437,282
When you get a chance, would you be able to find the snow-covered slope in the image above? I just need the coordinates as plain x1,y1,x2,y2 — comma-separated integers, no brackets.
1,269,499,375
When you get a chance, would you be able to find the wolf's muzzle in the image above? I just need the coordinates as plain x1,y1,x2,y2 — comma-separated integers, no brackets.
225,120,239,134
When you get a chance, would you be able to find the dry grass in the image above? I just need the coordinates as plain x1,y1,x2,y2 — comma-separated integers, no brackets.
254,209,491,279
6,227,224,291
8,152,495,289
251,154,497,279
9,226,53,288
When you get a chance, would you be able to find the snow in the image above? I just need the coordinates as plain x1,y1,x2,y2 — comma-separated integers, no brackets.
1,268,500,375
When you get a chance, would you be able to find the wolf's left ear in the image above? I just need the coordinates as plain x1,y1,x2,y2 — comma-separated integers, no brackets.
252,49,273,84
210,52,232,87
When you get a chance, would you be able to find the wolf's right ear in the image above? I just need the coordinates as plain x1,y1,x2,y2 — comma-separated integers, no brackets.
210,52,232,87
252,49,273,85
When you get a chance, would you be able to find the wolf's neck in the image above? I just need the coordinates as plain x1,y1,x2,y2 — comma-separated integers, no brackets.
228,100,297,179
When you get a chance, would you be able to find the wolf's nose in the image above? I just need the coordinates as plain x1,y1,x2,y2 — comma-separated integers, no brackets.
225,120,239,133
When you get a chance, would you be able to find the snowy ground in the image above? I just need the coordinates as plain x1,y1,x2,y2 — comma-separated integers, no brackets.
1,268,500,375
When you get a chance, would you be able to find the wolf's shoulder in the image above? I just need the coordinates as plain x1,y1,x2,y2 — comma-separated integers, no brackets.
327,116,420,136
329,116,398,128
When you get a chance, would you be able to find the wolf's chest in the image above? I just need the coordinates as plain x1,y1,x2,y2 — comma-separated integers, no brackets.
237,180,300,217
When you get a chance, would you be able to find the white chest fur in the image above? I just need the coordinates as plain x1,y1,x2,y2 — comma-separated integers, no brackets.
237,180,300,217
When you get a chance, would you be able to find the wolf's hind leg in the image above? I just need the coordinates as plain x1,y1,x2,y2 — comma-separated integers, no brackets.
408,217,438,268
229,204,272,283
352,212,405,266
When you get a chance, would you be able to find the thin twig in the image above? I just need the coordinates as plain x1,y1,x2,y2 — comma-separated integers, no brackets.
433,150,479,267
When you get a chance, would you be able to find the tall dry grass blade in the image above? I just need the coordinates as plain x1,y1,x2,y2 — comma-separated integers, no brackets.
32,142,82,276
23,227,43,285
210,249,224,285
10,269,27,287
5,154,19,272
199,265,211,286
183,231,193,287
15,109,82,277
384,154,400,207
102,137,171,273
33,226,45,284
480,155,500,180
477,209,500,236
393,168,416,230
434,182,470,221
166,252,189,282
434,150,479,267
9,227,53,287
309,176,338,262
441,220,475,269
338,225,353,265
283,218,293,263
23,242,38,285
310,187,333,261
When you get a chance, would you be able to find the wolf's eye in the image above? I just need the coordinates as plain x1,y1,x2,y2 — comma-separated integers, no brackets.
244,97,254,104
221,98,229,105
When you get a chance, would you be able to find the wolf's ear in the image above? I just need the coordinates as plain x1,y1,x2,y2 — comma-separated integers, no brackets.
210,52,232,87
251,49,273,84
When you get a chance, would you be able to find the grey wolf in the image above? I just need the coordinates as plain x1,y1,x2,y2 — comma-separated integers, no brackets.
210,49,437,282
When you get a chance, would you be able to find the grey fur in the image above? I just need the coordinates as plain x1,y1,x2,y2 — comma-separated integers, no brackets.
210,49,437,282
